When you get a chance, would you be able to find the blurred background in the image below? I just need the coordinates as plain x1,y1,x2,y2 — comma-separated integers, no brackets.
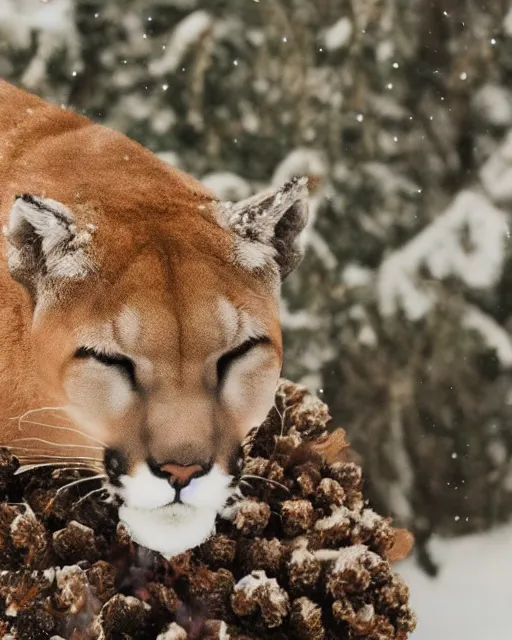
1,0,511,637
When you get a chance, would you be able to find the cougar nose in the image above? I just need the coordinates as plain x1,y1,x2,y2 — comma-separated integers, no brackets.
158,462,206,488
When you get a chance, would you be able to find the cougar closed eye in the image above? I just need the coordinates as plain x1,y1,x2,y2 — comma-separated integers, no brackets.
74,347,137,387
216,335,271,385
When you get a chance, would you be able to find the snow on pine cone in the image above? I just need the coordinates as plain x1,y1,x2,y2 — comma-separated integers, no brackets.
0,379,416,639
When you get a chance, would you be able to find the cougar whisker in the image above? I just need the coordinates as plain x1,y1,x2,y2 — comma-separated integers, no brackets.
10,406,67,431
240,473,290,492
14,462,104,475
52,474,107,498
15,420,107,447
9,451,101,462
10,437,103,451
73,486,109,509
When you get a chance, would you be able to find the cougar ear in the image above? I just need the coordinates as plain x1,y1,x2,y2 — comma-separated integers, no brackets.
216,176,310,279
4,194,93,296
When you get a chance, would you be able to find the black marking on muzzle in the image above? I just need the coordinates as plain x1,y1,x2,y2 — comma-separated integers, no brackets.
103,448,127,486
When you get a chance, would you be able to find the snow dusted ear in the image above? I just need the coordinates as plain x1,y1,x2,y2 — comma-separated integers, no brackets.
4,194,93,296
216,177,310,279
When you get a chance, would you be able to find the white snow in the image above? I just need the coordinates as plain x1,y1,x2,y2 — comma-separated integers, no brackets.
358,324,377,347
315,505,351,531
487,438,508,466
323,17,353,51
149,10,213,76
201,172,252,201
376,189,512,368
156,151,182,168
280,298,322,330
462,305,512,367
386,481,413,522
398,523,512,640
363,162,419,195
481,130,512,202
297,341,336,390
333,544,381,572
376,40,395,63
151,109,177,135
271,148,327,189
378,191,509,320
504,8,512,37
290,543,317,568
473,85,512,127
0,0,81,90
307,226,338,270
120,13,150,56
369,96,409,121
235,570,272,596
234,570,289,611
347,304,369,322
296,597,321,618
156,623,188,640
342,264,373,288
55,565,89,615
347,303,379,347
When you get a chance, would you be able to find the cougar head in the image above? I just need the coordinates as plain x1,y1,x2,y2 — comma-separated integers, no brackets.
5,165,309,556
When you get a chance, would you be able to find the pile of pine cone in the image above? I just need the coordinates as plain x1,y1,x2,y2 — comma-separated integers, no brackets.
0,380,416,639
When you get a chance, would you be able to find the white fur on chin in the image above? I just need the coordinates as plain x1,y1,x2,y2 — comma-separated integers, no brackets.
119,503,218,559
117,463,236,557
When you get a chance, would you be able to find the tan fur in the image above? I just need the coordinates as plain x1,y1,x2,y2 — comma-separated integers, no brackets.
0,80,284,475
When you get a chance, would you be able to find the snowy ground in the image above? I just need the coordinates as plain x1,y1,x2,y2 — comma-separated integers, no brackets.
397,524,512,639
